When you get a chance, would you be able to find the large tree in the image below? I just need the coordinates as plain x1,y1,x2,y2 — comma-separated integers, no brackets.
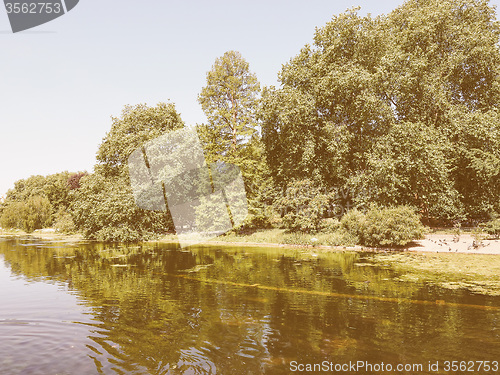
72,103,184,241
198,50,260,159
198,51,274,228
96,102,184,178
261,0,500,223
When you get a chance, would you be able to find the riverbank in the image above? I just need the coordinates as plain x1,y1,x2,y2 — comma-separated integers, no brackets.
157,229,500,255
0,228,84,243
2,228,500,255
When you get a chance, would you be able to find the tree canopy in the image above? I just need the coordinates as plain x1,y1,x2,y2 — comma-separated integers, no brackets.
197,51,274,228
71,103,184,241
0,171,81,232
261,0,500,223
198,50,260,157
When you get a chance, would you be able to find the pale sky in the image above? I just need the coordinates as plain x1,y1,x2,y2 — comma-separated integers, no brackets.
1,0,499,197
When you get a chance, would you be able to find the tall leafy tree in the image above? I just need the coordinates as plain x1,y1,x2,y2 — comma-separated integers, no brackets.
262,0,500,223
96,102,184,178
198,50,260,158
72,103,184,241
261,9,391,190
197,51,274,228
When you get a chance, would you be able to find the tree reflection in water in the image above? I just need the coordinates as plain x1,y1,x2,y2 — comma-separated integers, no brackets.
0,238,499,375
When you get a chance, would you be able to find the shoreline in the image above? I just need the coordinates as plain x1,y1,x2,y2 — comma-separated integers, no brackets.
2,230,500,255
155,236,500,256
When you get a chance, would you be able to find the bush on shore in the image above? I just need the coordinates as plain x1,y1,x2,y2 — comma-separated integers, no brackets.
481,218,500,239
340,205,425,247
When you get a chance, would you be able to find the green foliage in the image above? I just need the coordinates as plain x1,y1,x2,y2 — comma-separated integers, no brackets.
340,206,425,247
198,50,260,155
324,230,359,247
194,193,238,234
261,0,500,224
355,122,464,222
197,51,274,230
261,9,390,189
53,208,76,234
0,172,77,221
318,218,340,233
339,209,366,244
276,179,331,233
361,206,425,247
71,170,174,242
1,196,52,233
96,102,184,178
340,208,365,237
448,109,500,220
22,196,53,233
481,218,500,239
73,102,184,242
0,201,25,229
5,0,500,240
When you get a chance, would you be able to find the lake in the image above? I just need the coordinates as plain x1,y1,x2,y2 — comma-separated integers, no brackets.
0,237,499,374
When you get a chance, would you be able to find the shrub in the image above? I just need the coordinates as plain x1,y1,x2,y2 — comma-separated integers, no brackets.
0,196,52,233
0,201,25,229
481,218,500,239
319,218,340,233
361,205,425,247
324,230,358,247
340,205,425,247
71,173,174,242
339,209,366,243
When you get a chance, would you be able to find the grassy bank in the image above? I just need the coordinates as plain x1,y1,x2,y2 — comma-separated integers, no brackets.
0,228,83,242
159,228,362,248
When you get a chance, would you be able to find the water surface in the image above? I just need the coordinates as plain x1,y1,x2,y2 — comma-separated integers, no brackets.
0,237,499,374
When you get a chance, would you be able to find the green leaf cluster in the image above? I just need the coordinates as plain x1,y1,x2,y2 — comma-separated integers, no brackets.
0,171,81,231
275,179,332,233
0,195,52,233
261,0,500,224
340,205,425,247
72,103,183,242
197,51,276,229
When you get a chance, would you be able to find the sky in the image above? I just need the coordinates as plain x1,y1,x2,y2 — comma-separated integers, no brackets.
1,0,499,197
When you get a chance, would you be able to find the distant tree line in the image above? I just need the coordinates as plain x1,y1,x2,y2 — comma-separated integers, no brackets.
0,172,86,233
1,0,500,243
